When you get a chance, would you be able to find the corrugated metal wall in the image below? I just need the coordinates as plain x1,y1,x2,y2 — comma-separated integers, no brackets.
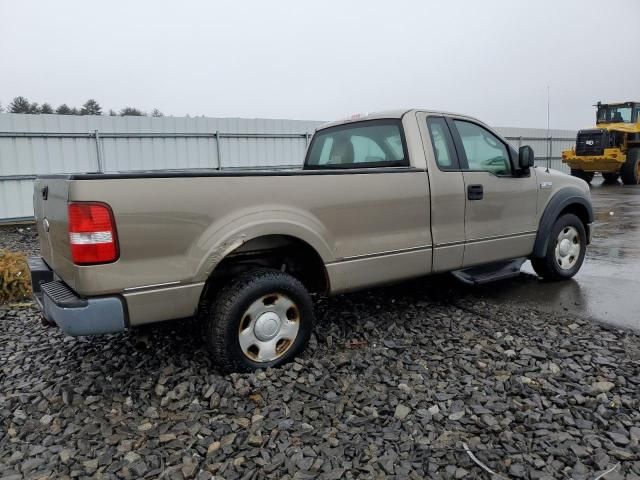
0,114,322,220
499,126,576,173
0,113,575,221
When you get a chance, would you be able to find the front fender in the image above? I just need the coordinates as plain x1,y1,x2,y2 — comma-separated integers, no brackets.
532,187,594,258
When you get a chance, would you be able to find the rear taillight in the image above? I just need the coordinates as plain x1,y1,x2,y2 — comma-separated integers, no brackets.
68,202,119,265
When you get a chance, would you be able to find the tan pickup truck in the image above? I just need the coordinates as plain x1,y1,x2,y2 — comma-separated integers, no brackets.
29,109,593,371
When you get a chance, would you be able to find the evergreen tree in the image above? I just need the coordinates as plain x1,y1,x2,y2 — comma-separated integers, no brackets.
28,102,40,114
119,107,143,116
69,107,80,115
39,103,54,114
56,104,72,115
9,96,32,113
81,99,102,116
0,102,4,113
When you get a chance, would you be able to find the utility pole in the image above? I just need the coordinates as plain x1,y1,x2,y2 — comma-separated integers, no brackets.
546,85,551,172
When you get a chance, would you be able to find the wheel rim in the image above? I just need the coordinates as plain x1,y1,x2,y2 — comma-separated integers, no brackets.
238,293,300,362
554,226,581,270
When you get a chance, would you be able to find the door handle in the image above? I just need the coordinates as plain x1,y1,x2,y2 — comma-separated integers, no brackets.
467,184,483,200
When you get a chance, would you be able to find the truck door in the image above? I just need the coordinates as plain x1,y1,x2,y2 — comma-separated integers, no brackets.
417,113,466,272
446,118,538,267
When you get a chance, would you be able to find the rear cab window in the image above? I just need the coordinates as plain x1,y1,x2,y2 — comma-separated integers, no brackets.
305,120,409,169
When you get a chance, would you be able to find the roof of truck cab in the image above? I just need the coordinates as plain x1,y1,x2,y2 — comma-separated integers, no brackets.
316,108,479,131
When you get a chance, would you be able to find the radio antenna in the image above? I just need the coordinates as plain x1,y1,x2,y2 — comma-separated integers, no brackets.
546,85,551,172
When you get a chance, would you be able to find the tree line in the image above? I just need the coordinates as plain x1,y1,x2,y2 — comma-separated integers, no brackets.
0,97,164,117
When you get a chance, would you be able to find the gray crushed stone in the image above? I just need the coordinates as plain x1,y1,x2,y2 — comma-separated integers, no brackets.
1,227,639,479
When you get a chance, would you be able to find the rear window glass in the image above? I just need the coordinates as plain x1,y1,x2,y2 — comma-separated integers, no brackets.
305,120,408,169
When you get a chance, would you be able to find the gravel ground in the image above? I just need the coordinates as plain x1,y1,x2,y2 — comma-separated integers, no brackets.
0,225,39,256
1,226,640,479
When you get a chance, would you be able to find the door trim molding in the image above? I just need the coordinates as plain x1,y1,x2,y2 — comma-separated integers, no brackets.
435,230,537,248
330,244,432,263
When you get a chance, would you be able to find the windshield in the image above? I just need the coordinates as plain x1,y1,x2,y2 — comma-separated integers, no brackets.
597,105,633,123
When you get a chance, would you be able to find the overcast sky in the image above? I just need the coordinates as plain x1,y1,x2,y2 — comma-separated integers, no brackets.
1,0,638,129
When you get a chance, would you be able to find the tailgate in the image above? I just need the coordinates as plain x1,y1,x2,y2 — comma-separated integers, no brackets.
33,178,76,288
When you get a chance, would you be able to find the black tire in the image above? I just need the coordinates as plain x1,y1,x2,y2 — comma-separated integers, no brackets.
602,172,620,183
531,213,586,281
570,169,594,183
620,148,640,185
201,268,314,372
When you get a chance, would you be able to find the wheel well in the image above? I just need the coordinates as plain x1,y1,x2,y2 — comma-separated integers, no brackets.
204,235,329,295
559,203,590,238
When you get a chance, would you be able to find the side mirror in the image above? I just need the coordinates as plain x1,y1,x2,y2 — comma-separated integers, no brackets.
518,145,535,169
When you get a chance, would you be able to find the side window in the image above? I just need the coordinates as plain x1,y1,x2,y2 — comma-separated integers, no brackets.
427,117,457,170
454,120,511,175
305,120,408,168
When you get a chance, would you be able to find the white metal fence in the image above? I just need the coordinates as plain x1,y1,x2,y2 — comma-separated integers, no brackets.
499,126,576,174
0,114,321,221
0,113,575,222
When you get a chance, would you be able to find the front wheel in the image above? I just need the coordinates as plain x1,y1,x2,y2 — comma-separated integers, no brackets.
202,268,315,372
620,148,640,185
531,213,586,281
571,169,594,183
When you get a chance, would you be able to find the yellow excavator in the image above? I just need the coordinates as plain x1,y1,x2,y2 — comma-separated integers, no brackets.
562,101,640,184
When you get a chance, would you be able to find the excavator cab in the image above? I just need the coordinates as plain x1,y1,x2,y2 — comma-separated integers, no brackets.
596,102,639,124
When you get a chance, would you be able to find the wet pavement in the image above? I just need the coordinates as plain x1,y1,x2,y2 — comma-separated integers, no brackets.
477,177,640,331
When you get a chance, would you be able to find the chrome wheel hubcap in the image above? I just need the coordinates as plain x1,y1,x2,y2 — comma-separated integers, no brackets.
238,293,300,362
554,226,580,270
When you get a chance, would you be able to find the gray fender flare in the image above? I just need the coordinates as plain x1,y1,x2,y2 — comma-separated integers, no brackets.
532,187,594,258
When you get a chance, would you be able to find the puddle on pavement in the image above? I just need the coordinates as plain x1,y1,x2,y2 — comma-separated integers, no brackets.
475,179,640,332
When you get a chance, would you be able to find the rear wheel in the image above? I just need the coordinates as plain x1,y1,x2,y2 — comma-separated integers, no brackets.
531,213,586,281
571,169,595,183
620,148,640,185
602,172,620,183
201,268,315,372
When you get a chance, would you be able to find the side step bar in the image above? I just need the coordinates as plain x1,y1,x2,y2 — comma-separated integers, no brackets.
451,258,526,286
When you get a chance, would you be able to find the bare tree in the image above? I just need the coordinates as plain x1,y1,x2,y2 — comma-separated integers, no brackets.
8,96,32,113
151,108,164,117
